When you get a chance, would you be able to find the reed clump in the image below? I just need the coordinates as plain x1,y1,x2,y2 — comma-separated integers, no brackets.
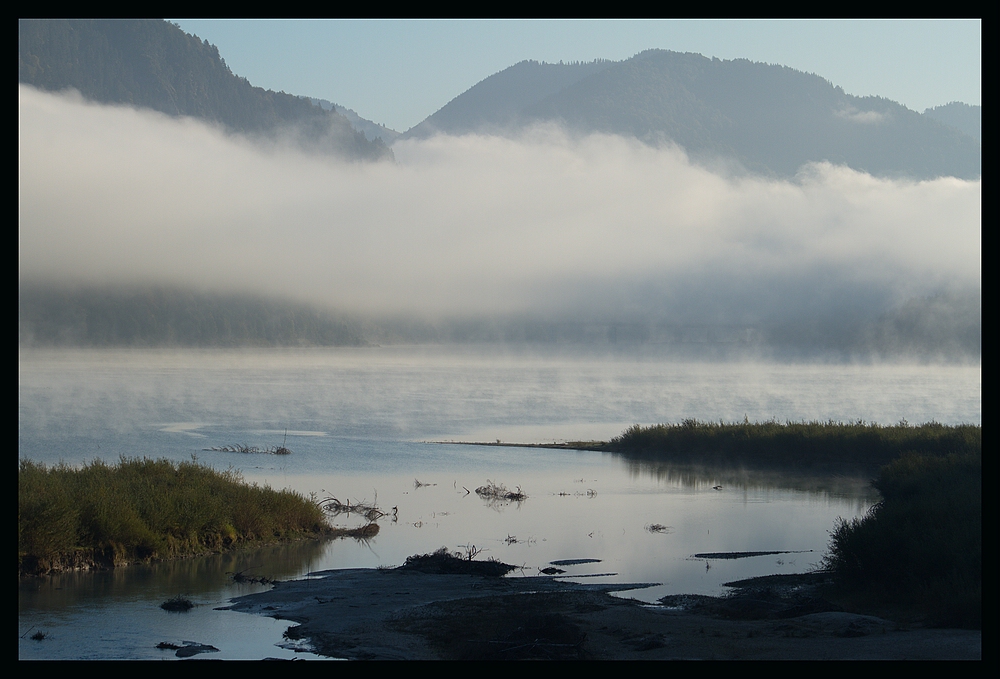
607,419,980,470
18,457,329,576
825,450,981,628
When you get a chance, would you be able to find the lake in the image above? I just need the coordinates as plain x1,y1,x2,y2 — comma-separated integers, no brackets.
18,346,981,659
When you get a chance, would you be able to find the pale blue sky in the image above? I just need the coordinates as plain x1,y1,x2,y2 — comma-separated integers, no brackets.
171,19,981,134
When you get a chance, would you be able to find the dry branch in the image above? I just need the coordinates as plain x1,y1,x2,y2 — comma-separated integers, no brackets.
645,524,674,534
204,443,291,455
475,480,527,502
319,493,397,522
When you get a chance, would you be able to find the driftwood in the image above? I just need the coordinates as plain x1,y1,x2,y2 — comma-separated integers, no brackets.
319,493,397,522
317,493,388,541
645,524,674,534
205,430,292,455
204,443,291,455
475,480,527,502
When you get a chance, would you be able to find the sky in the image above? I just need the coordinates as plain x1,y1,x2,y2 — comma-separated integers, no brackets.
170,19,982,133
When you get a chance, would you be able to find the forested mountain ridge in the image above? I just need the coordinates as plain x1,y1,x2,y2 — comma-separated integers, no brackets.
18,285,369,348
923,102,981,142
406,50,980,180
308,97,400,144
18,19,392,161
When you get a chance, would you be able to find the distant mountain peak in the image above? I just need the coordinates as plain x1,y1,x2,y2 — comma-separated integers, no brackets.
404,50,979,179
402,57,614,139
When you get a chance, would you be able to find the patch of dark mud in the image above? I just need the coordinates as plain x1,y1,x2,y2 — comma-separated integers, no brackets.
692,550,813,560
660,572,842,620
391,591,595,660
156,641,220,657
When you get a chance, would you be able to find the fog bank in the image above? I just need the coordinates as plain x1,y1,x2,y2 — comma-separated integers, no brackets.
19,85,980,334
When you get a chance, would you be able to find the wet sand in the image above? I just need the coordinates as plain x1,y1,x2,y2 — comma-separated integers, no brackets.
226,569,981,660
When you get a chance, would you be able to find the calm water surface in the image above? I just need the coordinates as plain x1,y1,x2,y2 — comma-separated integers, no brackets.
18,346,980,659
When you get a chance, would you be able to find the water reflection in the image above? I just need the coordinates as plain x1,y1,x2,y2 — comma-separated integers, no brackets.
18,541,333,660
621,458,880,509
18,455,879,660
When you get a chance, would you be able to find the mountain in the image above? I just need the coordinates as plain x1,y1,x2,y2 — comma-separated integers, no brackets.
18,19,392,162
308,97,400,144
405,59,614,138
404,50,980,180
923,102,981,143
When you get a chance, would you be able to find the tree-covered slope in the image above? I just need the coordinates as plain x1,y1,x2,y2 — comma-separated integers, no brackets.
309,97,400,143
408,50,980,179
18,19,392,161
923,102,981,142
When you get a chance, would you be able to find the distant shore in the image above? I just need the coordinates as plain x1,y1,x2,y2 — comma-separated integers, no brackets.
440,419,981,472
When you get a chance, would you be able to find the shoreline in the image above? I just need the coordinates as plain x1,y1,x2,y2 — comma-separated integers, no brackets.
226,568,981,660
18,526,376,579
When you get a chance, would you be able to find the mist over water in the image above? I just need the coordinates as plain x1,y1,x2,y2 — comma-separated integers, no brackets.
19,85,980,335
19,346,978,659
18,346,982,471
17,49,982,658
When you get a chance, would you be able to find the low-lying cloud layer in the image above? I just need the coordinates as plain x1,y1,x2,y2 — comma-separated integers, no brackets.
19,85,980,329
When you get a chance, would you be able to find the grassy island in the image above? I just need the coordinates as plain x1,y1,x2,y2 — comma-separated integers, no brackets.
18,457,330,576
603,419,980,471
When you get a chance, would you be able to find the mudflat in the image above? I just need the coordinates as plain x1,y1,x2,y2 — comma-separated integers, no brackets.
226,569,981,660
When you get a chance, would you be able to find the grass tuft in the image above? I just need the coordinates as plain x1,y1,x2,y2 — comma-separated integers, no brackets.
19,457,329,576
